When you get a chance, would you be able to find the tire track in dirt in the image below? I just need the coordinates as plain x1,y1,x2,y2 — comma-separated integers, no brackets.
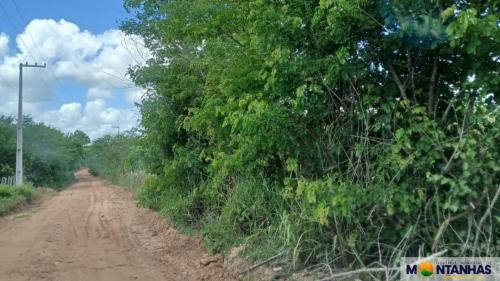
0,169,233,281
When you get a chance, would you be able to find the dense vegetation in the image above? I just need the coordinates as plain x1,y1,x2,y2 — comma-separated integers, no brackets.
86,0,500,277
0,183,37,215
85,131,148,190
0,116,89,188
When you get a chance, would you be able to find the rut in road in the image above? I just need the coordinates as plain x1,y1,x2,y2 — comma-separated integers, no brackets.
0,170,232,281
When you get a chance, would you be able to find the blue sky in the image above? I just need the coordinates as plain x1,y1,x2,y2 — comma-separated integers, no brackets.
0,0,129,44
0,0,148,138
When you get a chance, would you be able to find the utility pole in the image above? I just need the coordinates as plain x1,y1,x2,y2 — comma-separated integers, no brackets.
16,62,46,186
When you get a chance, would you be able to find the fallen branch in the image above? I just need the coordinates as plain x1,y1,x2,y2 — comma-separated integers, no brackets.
239,252,284,275
316,249,448,281
316,267,399,281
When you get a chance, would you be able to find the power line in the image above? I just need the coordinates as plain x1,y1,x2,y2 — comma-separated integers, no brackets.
97,69,137,87
9,0,141,97
10,0,73,96
10,0,46,62
0,4,65,119
6,1,142,98
0,2,38,62
121,38,141,66
1,2,143,116
0,1,54,94
98,69,134,83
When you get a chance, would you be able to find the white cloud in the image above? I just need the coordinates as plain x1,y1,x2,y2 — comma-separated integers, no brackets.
0,33,8,58
46,102,83,130
17,19,99,62
0,19,151,139
87,87,113,101
37,100,138,139
125,87,146,105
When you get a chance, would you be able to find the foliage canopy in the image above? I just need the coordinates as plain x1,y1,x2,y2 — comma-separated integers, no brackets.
0,116,87,188
121,0,499,272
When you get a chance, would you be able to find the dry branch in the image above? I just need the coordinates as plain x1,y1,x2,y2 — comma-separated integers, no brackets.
239,252,284,275
316,249,448,281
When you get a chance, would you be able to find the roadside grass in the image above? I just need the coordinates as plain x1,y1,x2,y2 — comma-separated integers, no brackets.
89,169,149,193
0,183,37,215
113,171,150,192
100,169,335,274
136,175,308,265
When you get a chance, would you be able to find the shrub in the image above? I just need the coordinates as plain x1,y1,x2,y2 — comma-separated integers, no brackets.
122,0,499,275
0,184,37,215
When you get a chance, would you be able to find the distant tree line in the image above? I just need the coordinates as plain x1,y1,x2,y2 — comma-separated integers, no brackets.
0,116,89,188
84,130,147,188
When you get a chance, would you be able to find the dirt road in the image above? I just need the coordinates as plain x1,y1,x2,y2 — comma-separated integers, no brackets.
0,170,232,281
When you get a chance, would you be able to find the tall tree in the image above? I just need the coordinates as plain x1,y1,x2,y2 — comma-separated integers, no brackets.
122,0,499,268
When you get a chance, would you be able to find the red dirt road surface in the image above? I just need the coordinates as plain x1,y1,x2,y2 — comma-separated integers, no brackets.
0,170,232,281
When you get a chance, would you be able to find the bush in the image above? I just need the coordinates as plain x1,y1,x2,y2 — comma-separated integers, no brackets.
122,0,499,275
84,132,149,191
0,184,37,215
1,117,88,188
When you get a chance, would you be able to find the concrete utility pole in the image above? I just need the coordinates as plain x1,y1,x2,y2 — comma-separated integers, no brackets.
16,62,46,186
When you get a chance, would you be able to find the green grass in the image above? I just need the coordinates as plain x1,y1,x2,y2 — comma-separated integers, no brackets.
115,171,337,270
90,169,150,193
0,184,37,215
137,175,300,262
113,171,150,192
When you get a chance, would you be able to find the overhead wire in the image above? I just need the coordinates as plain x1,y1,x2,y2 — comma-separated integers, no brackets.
10,0,142,104
1,1,144,119
10,0,74,96
0,0,54,101
0,3,34,61
97,69,135,86
0,6,70,113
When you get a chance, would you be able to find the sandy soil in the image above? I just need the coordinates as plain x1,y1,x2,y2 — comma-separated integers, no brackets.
0,170,232,281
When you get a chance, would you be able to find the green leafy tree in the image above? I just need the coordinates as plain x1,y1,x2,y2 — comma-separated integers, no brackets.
122,0,499,271
67,130,91,167
84,130,147,186
0,116,16,177
0,116,84,187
